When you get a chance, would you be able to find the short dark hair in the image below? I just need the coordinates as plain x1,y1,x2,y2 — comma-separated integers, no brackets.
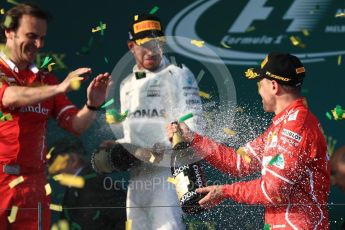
280,84,302,95
0,3,51,42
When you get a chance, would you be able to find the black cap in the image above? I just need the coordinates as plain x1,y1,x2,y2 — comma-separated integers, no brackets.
128,14,164,45
244,53,306,87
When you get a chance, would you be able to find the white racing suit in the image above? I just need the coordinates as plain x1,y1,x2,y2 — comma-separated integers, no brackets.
117,58,203,230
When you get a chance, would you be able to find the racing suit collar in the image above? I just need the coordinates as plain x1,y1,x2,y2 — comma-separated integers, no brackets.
272,97,306,124
0,51,39,74
132,56,169,74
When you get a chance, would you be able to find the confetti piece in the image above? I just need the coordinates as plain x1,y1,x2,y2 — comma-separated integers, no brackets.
178,113,193,123
48,63,55,72
92,210,100,221
53,173,85,188
335,12,345,17
8,206,18,223
134,15,138,21
46,146,55,160
338,55,342,66
91,23,107,33
100,98,114,109
105,109,128,124
70,79,81,90
264,223,271,230
99,21,106,36
149,6,159,15
0,112,13,121
51,224,58,230
45,183,52,196
104,57,109,64
223,128,237,136
199,91,210,99
301,29,310,36
167,177,177,184
235,107,244,113
236,148,251,163
50,204,63,212
289,36,299,46
220,41,231,49
326,112,332,120
3,16,12,28
289,36,305,48
149,154,156,163
57,219,69,230
48,155,70,174
191,40,205,48
7,0,19,5
126,219,132,230
327,136,338,157
9,176,24,188
0,9,5,15
269,154,280,165
40,56,52,68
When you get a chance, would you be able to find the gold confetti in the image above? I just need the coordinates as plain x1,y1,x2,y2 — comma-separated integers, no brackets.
289,36,300,46
126,219,132,230
220,41,231,49
49,204,63,212
70,79,81,90
235,107,244,113
191,40,205,48
301,29,310,36
57,219,69,230
8,206,18,223
45,183,52,196
236,147,251,163
338,55,342,66
53,173,85,188
46,146,55,160
0,9,5,15
224,128,237,136
335,13,345,17
3,16,12,28
289,36,305,48
199,91,210,99
9,176,24,189
167,177,177,185
91,24,107,33
7,0,19,5
149,154,156,163
48,155,70,174
48,63,55,72
134,15,138,21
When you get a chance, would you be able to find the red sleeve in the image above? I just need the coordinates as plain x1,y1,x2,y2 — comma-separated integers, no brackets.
221,115,311,205
192,133,264,177
45,74,79,135
0,78,9,110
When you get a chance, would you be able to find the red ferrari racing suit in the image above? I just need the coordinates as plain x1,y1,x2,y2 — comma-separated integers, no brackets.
0,56,78,230
192,98,329,229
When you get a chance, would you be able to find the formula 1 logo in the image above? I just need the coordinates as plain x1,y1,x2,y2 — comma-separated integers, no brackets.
166,0,345,65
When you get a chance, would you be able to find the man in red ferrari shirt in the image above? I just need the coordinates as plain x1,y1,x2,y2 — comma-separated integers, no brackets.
0,3,110,230
167,53,329,229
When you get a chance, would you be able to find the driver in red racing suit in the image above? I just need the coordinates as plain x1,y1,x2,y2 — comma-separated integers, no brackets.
167,53,329,229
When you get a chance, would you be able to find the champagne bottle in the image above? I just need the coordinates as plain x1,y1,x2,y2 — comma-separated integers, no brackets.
170,122,207,214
